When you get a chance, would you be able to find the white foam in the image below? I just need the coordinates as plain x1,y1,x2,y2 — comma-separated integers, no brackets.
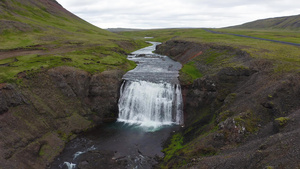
118,80,183,128
63,162,76,169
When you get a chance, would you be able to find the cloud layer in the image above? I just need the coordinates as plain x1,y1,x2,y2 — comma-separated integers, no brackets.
56,0,300,29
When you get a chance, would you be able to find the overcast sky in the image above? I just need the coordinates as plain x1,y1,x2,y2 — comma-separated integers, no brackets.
56,0,300,29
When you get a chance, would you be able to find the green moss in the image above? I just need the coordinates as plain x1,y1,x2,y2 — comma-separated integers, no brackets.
275,117,290,126
233,110,260,133
57,130,73,142
218,110,235,122
38,144,49,156
179,61,203,83
162,133,184,161
204,49,228,64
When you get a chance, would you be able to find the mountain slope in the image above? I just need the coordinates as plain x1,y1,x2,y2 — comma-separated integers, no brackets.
0,0,127,50
0,0,107,36
230,14,300,30
0,0,147,83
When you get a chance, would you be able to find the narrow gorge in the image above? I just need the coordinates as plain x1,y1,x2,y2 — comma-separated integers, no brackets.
49,42,184,169
1,39,299,169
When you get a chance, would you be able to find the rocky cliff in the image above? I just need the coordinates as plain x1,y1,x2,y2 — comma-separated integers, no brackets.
156,40,300,168
0,67,124,169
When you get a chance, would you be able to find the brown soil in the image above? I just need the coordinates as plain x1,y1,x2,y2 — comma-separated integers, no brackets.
0,44,93,60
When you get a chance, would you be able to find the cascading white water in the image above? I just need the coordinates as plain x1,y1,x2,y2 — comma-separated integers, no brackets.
117,41,184,128
118,80,183,127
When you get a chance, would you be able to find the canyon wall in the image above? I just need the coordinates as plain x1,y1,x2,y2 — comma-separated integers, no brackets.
0,66,124,169
156,40,300,169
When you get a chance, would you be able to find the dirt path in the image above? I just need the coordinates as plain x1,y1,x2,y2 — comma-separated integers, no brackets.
203,29,300,47
0,46,77,60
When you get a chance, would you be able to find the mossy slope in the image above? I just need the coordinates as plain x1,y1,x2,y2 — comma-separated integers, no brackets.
0,0,148,83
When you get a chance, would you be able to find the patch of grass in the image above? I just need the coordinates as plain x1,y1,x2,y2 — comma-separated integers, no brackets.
0,48,136,83
57,130,73,142
218,110,235,122
0,58,15,64
204,49,228,64
233,110,260,133
265,166,274,169
275,117,290,126
38,144,50,156
180,61,203,81
215,28,300,44
162,133,184,161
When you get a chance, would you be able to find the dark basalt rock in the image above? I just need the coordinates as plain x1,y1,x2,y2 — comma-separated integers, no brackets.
157,40,300,169
0,84,26,114
0,66,125,169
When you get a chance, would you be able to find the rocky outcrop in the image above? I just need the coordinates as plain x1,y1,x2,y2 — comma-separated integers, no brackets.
48,67,124,121
86,70,124,121
0,84,26,114
0,66,124,169
156,40,251,66
157,40,300,168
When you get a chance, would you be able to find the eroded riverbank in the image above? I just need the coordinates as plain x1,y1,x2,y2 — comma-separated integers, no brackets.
49,42,184,169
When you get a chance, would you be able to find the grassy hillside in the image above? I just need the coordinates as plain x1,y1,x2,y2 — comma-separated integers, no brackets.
213,28,300,44
0,0,148,83
229,14,300,30
119,28,300,81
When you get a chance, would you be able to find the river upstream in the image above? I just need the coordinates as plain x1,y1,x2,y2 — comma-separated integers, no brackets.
50,42,183,169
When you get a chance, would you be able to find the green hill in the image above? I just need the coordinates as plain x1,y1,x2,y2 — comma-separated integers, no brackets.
230,14,300,30
0,0,115,46
0,0,146,83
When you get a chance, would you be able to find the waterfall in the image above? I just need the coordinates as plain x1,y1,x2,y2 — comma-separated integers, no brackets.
52,42,184,169
118,80,183,127
117,41,184,128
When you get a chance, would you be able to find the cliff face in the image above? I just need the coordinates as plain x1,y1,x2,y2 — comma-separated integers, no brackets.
156,40,300,168
0,67,124,169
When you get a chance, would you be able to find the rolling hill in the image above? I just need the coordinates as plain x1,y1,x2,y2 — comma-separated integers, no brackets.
230,14,300,30
0,0,111,38
0,0,147,83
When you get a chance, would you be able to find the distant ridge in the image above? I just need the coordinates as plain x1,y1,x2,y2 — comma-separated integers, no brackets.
106,28,145,32
229,14,300,30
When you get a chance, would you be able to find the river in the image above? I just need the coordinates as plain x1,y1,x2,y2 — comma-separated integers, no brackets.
49,42,183,169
